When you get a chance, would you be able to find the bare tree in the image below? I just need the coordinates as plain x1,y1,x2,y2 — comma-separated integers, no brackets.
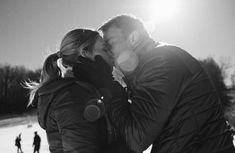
218,56,232,79
231,71,235,89
0,64,41,114
198,57,235,128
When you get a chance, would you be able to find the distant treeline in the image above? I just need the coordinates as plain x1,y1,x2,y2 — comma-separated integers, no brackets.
0,64,41,115
0,57,235,121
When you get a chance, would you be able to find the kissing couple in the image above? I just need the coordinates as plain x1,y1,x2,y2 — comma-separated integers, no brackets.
26,15,235,153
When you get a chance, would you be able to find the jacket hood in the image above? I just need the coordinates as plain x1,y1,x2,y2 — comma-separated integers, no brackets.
37,77,77,129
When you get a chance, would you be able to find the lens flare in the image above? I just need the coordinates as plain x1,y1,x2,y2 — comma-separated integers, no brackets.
117,50,139,73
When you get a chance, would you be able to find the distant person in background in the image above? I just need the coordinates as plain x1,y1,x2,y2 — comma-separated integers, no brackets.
33,131,41,153
15,133,23,153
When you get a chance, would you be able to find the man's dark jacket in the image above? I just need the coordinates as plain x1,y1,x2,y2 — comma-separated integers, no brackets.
108,42,235,153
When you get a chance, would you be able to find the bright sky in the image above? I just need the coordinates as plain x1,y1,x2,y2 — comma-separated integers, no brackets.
0,0,235,84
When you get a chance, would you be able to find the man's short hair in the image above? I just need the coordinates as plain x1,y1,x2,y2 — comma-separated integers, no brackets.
99,14,149,38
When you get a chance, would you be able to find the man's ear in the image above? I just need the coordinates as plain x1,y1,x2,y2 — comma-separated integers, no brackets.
128,30,140,47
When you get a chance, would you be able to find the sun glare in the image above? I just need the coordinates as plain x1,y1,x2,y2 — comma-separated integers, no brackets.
146,0,181,32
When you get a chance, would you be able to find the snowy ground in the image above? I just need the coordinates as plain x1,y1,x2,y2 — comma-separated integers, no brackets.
0,115,152,153
1,115,234,153
0,116,50,153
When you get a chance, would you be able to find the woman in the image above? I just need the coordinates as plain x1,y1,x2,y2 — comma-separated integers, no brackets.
26,29,116,153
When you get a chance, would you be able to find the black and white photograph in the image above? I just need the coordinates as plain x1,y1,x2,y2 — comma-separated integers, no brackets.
0,0,235,153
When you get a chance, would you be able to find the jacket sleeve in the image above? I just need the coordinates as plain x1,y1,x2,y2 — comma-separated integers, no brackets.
53,99,102,153
109,50,188,153
46,129,63,153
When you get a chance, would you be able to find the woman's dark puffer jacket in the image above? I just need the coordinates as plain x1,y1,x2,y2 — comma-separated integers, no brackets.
36,78,108,153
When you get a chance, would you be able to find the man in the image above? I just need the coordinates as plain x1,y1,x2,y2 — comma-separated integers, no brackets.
32,131,41,153
73,15,235,153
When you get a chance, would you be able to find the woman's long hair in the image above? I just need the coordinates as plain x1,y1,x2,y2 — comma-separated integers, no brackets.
25,29,99,106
